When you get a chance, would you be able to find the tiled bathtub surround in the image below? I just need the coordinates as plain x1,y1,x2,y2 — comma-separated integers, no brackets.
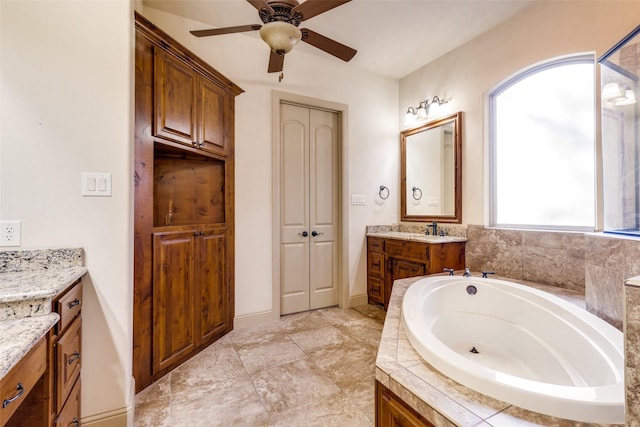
585,234,640,330
465,225,586,292
625,278,640,425
466,226,640,330
376,276,622,426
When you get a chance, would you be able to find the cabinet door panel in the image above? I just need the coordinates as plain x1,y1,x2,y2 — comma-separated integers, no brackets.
196,229,230,344
55,317,81,413
368,252,385,278
154,49,197,146
152,231,197,374
387,258,425,307
368,276,384,305
386,240,429,263
200,80,227,156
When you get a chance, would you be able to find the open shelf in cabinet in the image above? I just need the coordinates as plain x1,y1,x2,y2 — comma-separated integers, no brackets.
153,143,225,227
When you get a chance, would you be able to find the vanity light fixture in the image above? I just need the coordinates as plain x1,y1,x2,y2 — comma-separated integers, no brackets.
404,107,417,125
403,96,448,125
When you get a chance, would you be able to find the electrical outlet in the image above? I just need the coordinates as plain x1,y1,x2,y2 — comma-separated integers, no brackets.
0,220,21,247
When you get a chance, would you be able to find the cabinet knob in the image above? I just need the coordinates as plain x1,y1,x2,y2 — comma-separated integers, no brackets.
199,231,205,236
298,231,308,237
311,231,324,237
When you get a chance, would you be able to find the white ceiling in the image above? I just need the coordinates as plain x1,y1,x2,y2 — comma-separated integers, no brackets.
142,0,535,80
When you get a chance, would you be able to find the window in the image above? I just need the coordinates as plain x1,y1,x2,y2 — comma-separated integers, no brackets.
490,55,595,230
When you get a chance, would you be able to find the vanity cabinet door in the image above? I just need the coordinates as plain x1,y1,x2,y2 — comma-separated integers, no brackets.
386,258,425,307
376,381,435,427
367,237,386,305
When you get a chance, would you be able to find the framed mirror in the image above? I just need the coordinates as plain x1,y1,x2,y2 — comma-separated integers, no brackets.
401,112,462,223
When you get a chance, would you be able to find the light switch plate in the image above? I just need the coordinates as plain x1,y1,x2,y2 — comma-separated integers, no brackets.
351,194,366,206
82,172,112,197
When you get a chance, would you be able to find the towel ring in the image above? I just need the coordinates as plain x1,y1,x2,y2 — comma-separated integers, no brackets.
378,185,389,200
412,186,423,200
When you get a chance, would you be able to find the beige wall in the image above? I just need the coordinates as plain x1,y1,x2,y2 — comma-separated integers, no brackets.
0,1,134,424
138,6,400,319
399,0,640,227
3,0,639,423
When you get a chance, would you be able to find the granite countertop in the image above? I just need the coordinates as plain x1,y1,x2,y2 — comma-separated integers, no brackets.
375,275,620,427
0,314,59,378
0,248,86,382
0,267,87,303
366,231,467,244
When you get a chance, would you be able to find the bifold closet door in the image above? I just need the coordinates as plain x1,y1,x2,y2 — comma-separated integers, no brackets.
280,103,339,315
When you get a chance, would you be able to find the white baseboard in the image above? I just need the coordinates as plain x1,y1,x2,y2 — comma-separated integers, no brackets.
82,378,135,427
234,310,279,329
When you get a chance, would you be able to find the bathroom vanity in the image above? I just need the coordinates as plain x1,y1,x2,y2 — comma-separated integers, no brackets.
366,231,465,309
0,249,86,427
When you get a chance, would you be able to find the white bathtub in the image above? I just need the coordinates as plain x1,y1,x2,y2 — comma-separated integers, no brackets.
401,275,624,424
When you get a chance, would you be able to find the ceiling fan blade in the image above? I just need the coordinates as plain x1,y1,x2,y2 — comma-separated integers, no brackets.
292,0,351,21
301,29,357,62
190,24,262,37
268,51,284,73
246,0,275,15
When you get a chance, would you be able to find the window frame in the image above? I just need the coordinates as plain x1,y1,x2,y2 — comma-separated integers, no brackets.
488,54,596,231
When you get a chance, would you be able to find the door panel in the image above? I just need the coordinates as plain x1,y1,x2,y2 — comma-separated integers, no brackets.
280,104,310,314
281,242,309,314
280,103,338,314
309,108,338,309
152,231,196,374
197,229,228,345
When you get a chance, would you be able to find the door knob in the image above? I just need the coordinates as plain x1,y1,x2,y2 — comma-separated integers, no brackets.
298,231,308,237
311,231,324,237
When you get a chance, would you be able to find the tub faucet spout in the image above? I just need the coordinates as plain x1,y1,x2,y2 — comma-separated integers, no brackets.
463,268,472,277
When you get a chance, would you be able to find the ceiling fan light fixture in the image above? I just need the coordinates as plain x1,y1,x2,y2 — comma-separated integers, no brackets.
259,21,302,54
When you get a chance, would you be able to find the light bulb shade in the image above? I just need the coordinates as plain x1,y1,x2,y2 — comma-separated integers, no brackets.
428,101,440,117
415,104,428,120
404,108,416,126
259,21,302,54
602,82,624,101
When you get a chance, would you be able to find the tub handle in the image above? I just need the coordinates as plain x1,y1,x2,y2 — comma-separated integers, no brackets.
482,271,495,278
443,268,454,276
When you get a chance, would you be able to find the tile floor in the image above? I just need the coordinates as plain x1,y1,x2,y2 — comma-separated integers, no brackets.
134,304,386,427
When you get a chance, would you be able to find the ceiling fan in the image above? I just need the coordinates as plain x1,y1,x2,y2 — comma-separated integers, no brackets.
190,0,357,77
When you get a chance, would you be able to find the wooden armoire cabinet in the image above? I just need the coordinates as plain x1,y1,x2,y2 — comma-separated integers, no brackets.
134,12,243,392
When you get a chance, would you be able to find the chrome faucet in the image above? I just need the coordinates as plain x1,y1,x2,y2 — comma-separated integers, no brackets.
425,221,438,236
463,267,472,277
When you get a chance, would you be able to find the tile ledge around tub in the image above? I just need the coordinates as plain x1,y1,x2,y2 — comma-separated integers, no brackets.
376,276,622,427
